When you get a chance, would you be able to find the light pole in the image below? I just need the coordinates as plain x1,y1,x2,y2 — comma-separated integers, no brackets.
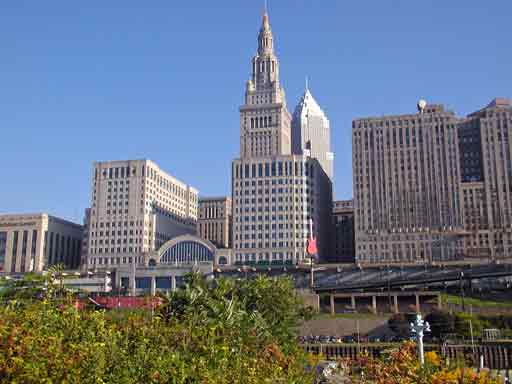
410,313,431,365
387,268,392,312
459,271,465,312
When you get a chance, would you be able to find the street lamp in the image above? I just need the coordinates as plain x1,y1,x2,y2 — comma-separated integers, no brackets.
387,268,393,312
410,314,431,365
459,272,465,312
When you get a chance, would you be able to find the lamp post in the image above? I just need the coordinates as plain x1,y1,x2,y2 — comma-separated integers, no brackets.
387,268,392,312
410,313,431,365
459,271,465,312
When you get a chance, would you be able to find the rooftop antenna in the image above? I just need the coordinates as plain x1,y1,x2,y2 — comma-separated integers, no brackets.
264,0,268,14
305,75,309,91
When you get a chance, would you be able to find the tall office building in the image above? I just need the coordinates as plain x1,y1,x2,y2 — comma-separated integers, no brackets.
0,213,83,273
353,101,463,264
332,200,355,263
292,87,334,180
458,98,512,260
86,160,198,269
231,11,332,264
197,197,232,249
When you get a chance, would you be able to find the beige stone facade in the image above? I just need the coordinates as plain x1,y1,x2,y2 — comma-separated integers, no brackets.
197,197,232,249
458,99,512,260
0,213,83,273
232,12,332,265
86,159,198,269
353,103,463,264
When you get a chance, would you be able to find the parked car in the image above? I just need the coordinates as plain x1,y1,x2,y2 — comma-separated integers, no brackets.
342,335,356,343
368,335,381,343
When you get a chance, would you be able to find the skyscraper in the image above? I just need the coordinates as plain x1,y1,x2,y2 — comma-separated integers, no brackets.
231,11,332,265
353,102,463,264
458,98,512,260
292,87,334,181
240,11,291,159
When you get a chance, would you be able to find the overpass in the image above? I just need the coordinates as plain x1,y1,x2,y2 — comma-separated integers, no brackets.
314,263,512,293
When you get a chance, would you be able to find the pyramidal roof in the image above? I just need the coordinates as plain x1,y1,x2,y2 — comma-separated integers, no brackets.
293,88,325,118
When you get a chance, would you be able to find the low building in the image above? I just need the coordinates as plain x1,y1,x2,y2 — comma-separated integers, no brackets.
0,213,83,273
197,197,232,249
331,200,355,263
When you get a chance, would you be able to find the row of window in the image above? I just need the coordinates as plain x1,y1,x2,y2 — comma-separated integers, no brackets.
234,161,314,179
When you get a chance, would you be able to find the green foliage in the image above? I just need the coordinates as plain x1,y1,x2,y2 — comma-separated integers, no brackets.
425,310,455,339
388,313,415,337
0,273,315,383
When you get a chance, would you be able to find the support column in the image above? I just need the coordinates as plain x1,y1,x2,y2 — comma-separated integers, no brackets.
150,276,156,296
351,295,356,311
393,295,399,314
330,294,335,316
115,269,121,291
170,275,176,292
415,294,420,313
372,296,377,314
129,273,136,297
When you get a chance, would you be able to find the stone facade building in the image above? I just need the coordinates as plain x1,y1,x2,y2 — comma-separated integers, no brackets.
86,159,198,269
352,102,463,264
231,11,332,265
197,197,232,249
458,98,512,260
0,213,83,273
332,200,355,263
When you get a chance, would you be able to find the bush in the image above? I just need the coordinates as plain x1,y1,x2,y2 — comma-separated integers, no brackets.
0,274,316,383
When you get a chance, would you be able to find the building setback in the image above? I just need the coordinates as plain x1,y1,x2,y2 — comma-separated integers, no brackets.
197,197,232,249
353,102,462,264
232,11,332,265
458,98,512,260
0,213,83,273
86,159,198,269
332,200,355,263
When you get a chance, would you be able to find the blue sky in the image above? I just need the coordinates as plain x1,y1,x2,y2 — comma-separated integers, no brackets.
1,1,510,223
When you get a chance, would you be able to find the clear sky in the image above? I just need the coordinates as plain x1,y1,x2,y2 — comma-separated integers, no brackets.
1,1,510,223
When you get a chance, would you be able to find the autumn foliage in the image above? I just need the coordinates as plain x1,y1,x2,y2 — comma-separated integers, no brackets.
348,341,502,384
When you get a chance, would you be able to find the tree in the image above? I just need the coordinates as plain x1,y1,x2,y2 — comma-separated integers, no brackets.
388,313,415,337
425,310,455,339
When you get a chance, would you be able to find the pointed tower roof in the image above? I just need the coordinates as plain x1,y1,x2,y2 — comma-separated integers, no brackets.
293,87,325,118
257,7,274,55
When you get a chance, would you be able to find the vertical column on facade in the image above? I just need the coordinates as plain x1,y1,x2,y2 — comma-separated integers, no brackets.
170,275,176,292
415,294,420,313
129,273,136,297
330,294,335,316
393,295,399,314
150,276,156,296
372,295,377,314
351,295,356,311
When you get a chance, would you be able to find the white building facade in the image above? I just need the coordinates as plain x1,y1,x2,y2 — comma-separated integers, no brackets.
86,159,198,269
